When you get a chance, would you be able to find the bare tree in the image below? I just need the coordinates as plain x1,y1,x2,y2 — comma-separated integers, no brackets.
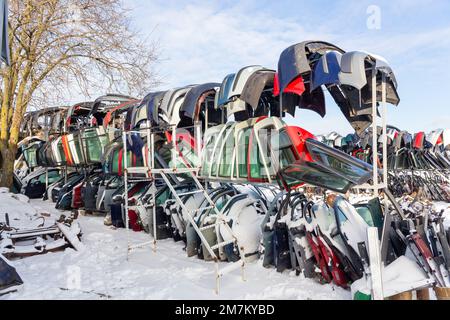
0,0,159,188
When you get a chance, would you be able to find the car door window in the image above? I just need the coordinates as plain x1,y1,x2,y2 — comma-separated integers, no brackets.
249,127,276,181
177,137,198,168
83,128,108,163
47,171,61,184
201,128,222,177
218,126,236,178
270,128,298,171
280,161,350,192
237,127,252,179
306,139,372,185
210,125,231,177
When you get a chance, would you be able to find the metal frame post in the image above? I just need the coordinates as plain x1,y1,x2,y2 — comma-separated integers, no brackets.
381,73,388,186
150,125,157,250
122,130,130,259
368,227,384,300
146,120,152,168
195,121,202,170
172,125,177,170
354,65,388,192
45,168,49,190
371,65,379,197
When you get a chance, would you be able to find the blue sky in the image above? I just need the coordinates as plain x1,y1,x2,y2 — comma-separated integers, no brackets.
123,0,450,135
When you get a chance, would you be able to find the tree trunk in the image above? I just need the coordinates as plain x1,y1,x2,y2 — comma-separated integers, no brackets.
0,143,17,189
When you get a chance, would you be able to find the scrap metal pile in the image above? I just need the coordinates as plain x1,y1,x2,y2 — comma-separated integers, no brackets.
319,129,450,201
9,40,450,299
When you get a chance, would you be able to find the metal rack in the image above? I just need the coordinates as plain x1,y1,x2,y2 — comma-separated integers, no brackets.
353,69,389,197
121,121,246,294
352,66,389,301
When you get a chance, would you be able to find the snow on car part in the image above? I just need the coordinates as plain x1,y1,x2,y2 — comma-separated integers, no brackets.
218,194,265,263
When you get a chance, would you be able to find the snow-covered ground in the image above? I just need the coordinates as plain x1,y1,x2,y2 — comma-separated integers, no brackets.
0,193,350,300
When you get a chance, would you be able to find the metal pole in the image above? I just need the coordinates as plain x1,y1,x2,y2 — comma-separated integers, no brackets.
45,168,49,190
172,125,177,170
122,130,130,259
371,65,378,197
368,227,384,300
147,120,158,251
195,121,202,170
150,132,155,171
381,73,388,188
152,183,157,251
205,102,209,131
146,120,152,168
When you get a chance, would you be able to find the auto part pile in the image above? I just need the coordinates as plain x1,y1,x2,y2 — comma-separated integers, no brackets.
0,212,83,259
319,128,450,202
10,40,450,299
261,191,450,297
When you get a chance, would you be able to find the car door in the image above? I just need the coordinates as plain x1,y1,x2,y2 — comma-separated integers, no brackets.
276,130,373,193
247,117,284,183
200,125,224,178
233,117,262,182
216,123,237,180
24,169,60,199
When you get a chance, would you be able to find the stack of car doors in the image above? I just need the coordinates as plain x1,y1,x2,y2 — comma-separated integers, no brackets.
197,116,374,193
158,183,272,263
260,190,447,296
19,167,62,199
59,95,137,168
21,139,45,170
319,125,450,202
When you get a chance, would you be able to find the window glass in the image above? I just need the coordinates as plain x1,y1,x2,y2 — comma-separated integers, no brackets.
57,140,66,164
218,128,235,178
307,140,371,184
237,127,251,178
74,139,83,164
201,134,217,176
280,161,350,192
177,139,198,168
68,135,84,164
37,171,60,184
30,177,39,185
111,150,120,174
86,131,99,162
270,129,297,170
215,194,230,212
249,127,275,180
356,207,374,227
249,131,262,179
48,171,61,184
156,188,170,206
211,129,228,177
24,148,38,168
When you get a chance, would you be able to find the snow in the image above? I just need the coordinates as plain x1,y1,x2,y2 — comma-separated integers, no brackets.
351,256,434,299
0,188,54,230
1,197,350,300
